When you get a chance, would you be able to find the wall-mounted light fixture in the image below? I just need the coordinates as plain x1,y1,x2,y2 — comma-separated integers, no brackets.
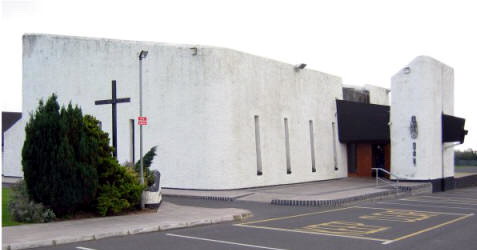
403,66,411,74
190,47,198,56
294,63,307,72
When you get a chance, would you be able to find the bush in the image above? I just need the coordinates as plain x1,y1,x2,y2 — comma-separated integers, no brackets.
22,94,143,217
96,161,143,216
22,95,98,216
8,181,56,223
84,116,144,216
134,146,157,187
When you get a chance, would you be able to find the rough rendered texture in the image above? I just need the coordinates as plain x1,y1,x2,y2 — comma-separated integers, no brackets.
390,56,454,180
364,84,390,105
4,34,347,189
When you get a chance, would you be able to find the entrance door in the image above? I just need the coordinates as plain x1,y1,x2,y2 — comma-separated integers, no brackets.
347,143,389,178
372,144,385,177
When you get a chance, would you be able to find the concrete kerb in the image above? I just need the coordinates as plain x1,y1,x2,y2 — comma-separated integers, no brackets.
3,211,252,250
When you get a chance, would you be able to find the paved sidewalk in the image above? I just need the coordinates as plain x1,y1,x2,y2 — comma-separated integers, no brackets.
2,202,251,250
163,177,432,206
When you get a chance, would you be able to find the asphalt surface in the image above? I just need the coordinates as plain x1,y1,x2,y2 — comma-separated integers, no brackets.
456,166,477,173
33,186,477,250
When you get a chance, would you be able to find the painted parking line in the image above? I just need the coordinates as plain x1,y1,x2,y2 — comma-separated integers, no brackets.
417,195,477,202
431,194,477,200
166,233,288,250
382,213,474,245
353,206,470,216
376,201,477,211
236,206,474,245
236,223,390,243
399,198,477,206
76,247,97,250
237,207,390,243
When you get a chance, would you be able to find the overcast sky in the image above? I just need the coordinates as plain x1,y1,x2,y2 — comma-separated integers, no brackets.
1,0,475,150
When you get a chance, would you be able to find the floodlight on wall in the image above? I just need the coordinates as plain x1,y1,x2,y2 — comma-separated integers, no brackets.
139,50,148,60
403,66,411,74
294,63,307,72
190,47,198,56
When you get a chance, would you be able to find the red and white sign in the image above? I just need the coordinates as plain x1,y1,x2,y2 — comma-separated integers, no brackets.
138,116,148,125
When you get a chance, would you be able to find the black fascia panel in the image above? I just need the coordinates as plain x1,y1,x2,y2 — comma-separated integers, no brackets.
336,100,390,143
442,114,467,143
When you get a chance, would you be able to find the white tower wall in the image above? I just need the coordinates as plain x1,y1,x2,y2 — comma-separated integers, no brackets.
391,56,454,181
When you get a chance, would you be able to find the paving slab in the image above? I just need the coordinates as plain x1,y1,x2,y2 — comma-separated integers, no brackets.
162,178,432,206
2,202,251,250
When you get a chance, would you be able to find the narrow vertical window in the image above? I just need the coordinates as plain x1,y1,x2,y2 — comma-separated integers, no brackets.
130,119,135,166
254,115,263,175
309,120,316,172
332,122,338,170
284,118,291,174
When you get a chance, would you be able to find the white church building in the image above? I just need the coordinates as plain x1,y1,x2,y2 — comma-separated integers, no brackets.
2,34,467,191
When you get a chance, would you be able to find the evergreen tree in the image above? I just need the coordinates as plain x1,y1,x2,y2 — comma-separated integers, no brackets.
83,115,143,216
22,95,98,216
135,146,157,186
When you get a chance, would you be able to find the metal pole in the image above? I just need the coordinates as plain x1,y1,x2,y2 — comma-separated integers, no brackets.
139,55,145,209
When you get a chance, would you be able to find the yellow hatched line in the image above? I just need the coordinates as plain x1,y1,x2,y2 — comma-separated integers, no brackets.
382,213,474,245
354,206,471,216
237,206,354,225
235,224,390,243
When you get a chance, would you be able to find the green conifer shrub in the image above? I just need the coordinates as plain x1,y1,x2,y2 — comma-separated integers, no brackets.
22,95,98,216
22,94,143,217
83,115,143,216
134,146,157,186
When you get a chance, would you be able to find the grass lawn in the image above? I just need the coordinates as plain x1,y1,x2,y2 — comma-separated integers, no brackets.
2,187,22,227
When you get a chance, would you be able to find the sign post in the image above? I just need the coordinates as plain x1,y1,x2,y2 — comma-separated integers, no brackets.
139,50,148,209
138,116,148,126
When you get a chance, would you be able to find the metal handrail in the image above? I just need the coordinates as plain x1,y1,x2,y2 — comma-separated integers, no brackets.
371,168,402,190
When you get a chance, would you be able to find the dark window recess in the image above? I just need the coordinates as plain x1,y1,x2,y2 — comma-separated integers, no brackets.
254,115,263,176
309,120,316,173
342,88,370,104
284,118,291,174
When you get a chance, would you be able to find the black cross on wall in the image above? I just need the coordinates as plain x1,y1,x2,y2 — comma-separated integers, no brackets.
95,80,131,158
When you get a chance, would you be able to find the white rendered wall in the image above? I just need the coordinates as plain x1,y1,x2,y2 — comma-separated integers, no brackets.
364,84,390,105
390,56,454,180
3,34,347,189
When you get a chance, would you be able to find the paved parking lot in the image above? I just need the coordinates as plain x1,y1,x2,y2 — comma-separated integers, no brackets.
236,206,472,245
35,186,477,250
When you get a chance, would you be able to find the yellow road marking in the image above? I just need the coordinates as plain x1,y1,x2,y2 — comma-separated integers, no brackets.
238,206,354,225
235,224,390,242
382,213,474,245
236,206,474,245
354,206,470,216
360,209,437,222
302,221,390,236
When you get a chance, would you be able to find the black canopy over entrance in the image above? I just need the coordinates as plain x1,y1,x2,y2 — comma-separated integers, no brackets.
335,100,467,144
335,100,390,144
